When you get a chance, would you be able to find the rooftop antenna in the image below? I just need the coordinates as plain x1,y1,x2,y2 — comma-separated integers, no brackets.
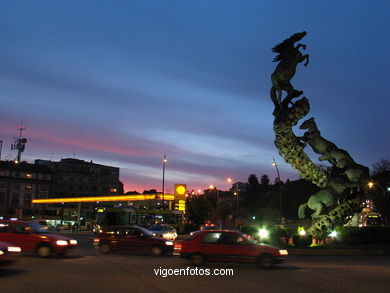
11,118,27,163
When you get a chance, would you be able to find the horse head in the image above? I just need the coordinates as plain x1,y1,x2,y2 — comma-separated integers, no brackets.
291,31,307,42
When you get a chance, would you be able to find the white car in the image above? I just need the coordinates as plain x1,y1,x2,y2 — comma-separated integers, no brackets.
148,224,177,240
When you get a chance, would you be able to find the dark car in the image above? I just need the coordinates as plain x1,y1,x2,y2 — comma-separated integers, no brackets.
93,225,174,256
0,240,21,267
174,230,288,268
0,220,77,257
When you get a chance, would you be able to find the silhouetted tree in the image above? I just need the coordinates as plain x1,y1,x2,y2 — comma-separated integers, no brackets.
260,174,270,186
372,158,390,175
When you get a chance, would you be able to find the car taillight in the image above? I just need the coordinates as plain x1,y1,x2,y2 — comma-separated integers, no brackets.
94,238,100,243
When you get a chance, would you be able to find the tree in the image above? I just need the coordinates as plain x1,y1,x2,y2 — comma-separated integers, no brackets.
372,159,390,175
248,174,260,189
260,174,270,186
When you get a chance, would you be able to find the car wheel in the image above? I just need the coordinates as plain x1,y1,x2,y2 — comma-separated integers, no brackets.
151,246,163,256
37,245,52,258
259,254,274,269
190,253,205,266
99,244,111,254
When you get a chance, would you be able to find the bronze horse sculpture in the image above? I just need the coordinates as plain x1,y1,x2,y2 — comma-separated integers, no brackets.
270,31,309,107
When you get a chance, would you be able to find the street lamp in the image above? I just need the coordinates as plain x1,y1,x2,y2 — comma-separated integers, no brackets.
227,177,240,228
272,158,283,222
162,155,168,208
368,181,386,197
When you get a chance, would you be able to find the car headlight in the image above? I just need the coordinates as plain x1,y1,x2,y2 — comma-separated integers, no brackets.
8,246,21,252
0,250,4,255
165,241,174,246
278,249,288,255
70,240,77,245
56,240,68,246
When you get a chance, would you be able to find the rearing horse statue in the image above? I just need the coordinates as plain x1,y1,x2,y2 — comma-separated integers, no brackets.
270,31,309,107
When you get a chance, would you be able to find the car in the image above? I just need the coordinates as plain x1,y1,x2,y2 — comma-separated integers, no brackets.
174,230,288,268
93,225,174,256
190,224,221,235
148,224,177,240
0,220,77,258
0,240,21,267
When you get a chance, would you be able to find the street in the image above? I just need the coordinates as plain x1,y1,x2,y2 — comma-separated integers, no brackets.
1,233,390,293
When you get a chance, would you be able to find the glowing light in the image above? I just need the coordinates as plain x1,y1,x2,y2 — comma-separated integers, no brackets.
259,228,269,239
69,240,77,245
329,231,337,238
7,246,22,252
165,241,174,246
278,249,288,255
32,194,175,204
298,229,306,236
175,185,186,195
56,240,68,246
368,182,374,189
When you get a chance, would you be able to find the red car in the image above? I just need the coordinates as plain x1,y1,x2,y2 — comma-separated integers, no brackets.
174,230,288,268
94,225,174,256
0,240,21,267
0,220,77,257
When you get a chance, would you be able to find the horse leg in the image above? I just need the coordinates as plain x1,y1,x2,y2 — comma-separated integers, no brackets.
310,202,324,218
298,203,308,219
303,54,309,66
297,43,306,50
270,87,279,107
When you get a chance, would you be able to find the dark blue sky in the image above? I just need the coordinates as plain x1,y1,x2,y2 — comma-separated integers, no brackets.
0,1,389,192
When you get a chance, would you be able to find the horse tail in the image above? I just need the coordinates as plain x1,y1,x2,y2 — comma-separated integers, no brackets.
270,86,278,107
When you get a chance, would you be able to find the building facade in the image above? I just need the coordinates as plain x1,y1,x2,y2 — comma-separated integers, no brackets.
35,158,123,197
0,161,52,219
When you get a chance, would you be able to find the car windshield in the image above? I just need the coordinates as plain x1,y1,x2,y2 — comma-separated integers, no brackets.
149,224,164,231
27,222,49,233
202,226,217,230
136,226,154,237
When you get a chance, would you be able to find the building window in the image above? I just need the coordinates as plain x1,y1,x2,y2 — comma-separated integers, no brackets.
25,184,33,190
26,173,33,178
13,183,20,190
11,193,19,205
111,188,117,193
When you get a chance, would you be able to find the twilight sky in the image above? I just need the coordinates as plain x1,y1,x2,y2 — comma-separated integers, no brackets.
0,1,389,193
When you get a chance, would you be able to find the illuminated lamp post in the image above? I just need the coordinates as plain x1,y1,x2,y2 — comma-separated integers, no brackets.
368,181,386,197
162,155,168,209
